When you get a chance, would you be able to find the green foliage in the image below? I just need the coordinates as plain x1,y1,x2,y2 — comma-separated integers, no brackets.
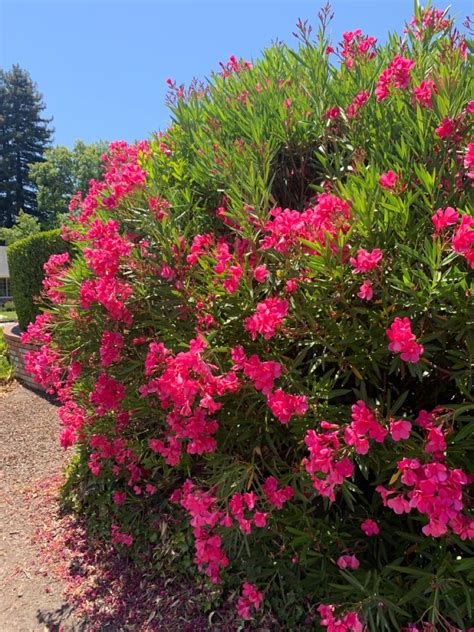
0,329,13,383
0,64,53,227
29,140,108,226
7,229,69,329
0,211,41,245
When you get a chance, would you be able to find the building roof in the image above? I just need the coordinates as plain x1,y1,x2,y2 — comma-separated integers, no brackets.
0,246,9,278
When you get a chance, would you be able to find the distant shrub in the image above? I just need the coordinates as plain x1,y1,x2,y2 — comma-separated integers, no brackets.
1,301,15,312
7,229,70,330
24,5,473,630
0,329,13,383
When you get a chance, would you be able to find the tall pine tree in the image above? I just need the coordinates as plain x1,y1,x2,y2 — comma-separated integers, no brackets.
0,65,53,227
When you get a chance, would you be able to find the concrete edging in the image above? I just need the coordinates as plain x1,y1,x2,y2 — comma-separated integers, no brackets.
3,322,45,392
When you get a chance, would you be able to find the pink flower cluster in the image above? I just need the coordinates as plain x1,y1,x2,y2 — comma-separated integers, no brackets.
407,7,452,39
340,29,377,69
318,604,363,632
260,193,351,254
262,476,294,509
237,583,264,620
350,248,383,273
83,218,133,277
377,456,473,539
303,426,354,502
68,141,149,223
344,400,387,454
80,276,133,325
386,317,424,363
141,337,239,465
413,79,437,109
244,297,288,340
452,215,474,268
171,480,229,583
379,170,399,190
231,346,307,424
361,518,380,536
42,253,70,303
346,90,370,119
267,389,308,424
89,372,126,415
375,56,415,101
465,143,474,180
431,207,459,234
336,554,359,570
100,331,124,367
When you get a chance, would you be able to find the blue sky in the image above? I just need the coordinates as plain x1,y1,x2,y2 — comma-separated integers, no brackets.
1,0,471,148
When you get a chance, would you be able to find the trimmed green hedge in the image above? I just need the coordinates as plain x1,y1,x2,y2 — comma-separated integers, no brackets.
7,229,69,330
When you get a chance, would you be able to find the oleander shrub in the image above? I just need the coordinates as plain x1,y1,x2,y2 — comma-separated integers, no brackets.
24,5,473,630
7,229,70,330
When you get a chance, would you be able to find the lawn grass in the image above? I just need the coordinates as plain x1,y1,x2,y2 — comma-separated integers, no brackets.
0,309,17,322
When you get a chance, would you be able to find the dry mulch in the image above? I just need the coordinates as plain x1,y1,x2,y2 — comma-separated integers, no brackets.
0,383,249,632
0,382,76,631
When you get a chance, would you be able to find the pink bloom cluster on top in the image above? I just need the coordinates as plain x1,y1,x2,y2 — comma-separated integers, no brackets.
68,140,149,223
340,29,377,69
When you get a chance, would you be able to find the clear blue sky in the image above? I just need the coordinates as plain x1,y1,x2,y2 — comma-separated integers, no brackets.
1,0,471,148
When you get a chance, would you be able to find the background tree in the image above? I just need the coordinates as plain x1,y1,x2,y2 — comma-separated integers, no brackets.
29,140,108,226
0,210,41,245
0,64,53,227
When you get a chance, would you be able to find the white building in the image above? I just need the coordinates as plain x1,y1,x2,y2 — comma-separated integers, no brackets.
0,245,11,302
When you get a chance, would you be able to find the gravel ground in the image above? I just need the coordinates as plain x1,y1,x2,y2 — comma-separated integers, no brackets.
0,382,77,632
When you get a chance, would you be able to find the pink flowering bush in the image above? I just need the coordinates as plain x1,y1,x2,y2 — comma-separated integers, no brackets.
25,5,473,630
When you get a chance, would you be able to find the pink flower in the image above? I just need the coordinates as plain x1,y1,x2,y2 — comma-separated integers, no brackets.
267,389,308,424
425,427,446,454
100,331,124,367
318,604,363,632
262,476,293,509
465,143,474,180
253,511,268,528
236,583,263,620
244,297,288,340
413,79,437,108
390,419,412,441
452,215,474,268
325,106,341,120
357,279,373,300
375,56,414,101
346,90,370,119
435,117,455,138
243,354,282,395
386,317,424,363
379,170,399,190
112,491,127,505
431,207,459,234
337,554,360,570
89,372,126,415
361,518,380,536
253,265,269,282
350,248,383,273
